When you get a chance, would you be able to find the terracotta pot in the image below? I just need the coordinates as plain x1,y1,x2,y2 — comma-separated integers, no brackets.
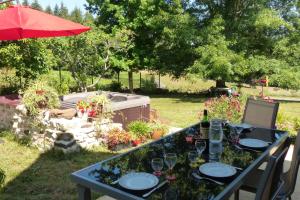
151,130,164,140
132,139,141,147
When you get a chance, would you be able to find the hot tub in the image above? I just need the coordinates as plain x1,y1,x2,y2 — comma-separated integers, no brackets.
60,91,150,128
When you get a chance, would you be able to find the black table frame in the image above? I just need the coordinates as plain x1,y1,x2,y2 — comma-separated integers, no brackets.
71,124,288,200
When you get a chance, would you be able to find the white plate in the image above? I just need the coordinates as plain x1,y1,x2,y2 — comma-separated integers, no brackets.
229,123,252,129
199,162,237,178
239,138,269,149
118,172,159,190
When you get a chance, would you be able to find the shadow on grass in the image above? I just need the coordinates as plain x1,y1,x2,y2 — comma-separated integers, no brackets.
1,141,117,200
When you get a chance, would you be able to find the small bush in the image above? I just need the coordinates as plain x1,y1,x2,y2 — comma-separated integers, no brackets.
22,81,60,116
141,76,157,93
108,81,123,92
0,68,19,95
127,121,152,139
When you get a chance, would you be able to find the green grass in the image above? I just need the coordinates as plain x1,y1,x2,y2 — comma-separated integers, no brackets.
0,133,117,200
150,94,204,127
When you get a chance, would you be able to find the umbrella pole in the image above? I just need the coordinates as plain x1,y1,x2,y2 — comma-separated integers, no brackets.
59,66,62,90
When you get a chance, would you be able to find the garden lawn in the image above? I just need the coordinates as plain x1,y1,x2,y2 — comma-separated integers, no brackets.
0,133,116,200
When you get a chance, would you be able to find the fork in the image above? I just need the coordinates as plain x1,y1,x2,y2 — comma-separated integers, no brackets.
192,172,224,185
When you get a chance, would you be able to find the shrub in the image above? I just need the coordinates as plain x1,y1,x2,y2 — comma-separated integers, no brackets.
141,76,157,93
0,168,5,188
106,128,132,150
127,120,152,139
204,95,244,123
22,81,60,116
108,81,123,92
0,68,19,95
39,71,77,95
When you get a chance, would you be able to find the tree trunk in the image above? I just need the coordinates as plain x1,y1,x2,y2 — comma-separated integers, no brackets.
216,79,226,88
128,70,134,93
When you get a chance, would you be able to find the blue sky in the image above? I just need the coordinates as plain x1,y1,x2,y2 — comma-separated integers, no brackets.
28,0,88,11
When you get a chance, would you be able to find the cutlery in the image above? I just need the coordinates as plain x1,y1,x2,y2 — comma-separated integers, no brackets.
142,180,169,198
192,172,224,185
232,166,243,171
111,178,120,184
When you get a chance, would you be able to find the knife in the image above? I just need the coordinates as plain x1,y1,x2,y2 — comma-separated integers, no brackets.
142,180,169,198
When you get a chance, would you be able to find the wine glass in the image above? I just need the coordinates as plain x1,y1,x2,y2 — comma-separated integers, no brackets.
164,153,177,180
188,151,198,168
195,140,206,156
151,158,164,176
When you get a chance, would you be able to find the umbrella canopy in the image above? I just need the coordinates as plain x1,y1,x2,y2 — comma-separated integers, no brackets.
0,5,90,40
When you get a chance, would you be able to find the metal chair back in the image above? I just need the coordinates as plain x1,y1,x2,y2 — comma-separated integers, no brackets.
283,131,300,197
242,98,279,129
255,147,289,200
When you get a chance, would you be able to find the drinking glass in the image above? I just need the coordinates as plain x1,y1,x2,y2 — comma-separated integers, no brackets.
164,153,177,180
195,140,206,156
188,151,198,167
151,158,164,176
209,120,223,143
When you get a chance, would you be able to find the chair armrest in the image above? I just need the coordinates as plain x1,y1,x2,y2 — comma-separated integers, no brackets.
271,180,285,200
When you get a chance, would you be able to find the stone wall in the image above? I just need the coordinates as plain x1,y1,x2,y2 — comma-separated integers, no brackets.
7,104,123,153
0,104,16,130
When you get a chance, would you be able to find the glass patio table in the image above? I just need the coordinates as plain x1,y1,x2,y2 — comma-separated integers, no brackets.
71,123,288,200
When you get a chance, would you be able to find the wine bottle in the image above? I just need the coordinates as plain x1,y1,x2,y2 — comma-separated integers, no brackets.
200,109,210,154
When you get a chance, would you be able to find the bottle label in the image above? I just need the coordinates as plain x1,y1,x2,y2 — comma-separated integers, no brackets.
200,126,209,139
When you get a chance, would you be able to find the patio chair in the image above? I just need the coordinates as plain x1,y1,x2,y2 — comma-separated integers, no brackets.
255,147,289,200
235,137,290,200
277,131,300,200
242,98,279,129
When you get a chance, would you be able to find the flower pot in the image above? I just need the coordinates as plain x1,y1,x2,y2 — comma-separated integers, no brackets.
132,139,141,147
151,130,164,140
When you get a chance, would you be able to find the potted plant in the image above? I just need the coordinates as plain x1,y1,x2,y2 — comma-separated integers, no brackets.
22,81,60,116
106,128,132,151
76,100,89,118
150,122,169,140
88,94,112,121
127,121,152,143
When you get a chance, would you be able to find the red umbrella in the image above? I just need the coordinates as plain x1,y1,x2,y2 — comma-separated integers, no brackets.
0,5,90,40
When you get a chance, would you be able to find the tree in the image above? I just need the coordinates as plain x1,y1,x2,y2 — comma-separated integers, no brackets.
31,0,42,11
70,7,83,23
86,0,198,92
189,16,243,87
22,0,29,6
58,2,69,18
45,5,53,14
53,4,59,16
0,39,55,87
50,26,133,92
